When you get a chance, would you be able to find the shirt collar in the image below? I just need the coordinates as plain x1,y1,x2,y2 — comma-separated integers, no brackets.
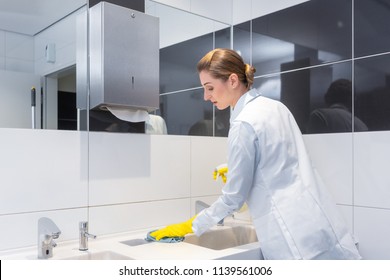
230,88,261,123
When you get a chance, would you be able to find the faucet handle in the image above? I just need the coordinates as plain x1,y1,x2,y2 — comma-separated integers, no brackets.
79,221,88,231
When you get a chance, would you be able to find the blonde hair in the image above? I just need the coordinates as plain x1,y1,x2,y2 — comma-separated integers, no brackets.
197,48,256,88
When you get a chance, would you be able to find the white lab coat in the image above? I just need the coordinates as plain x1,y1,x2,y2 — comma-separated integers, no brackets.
192,88,361,260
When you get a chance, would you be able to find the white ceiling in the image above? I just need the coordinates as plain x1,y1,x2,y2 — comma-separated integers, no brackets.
0,0,86,35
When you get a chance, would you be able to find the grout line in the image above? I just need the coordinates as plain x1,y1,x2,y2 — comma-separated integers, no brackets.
158,54,390,97
351,0,356,234
0,206,89,217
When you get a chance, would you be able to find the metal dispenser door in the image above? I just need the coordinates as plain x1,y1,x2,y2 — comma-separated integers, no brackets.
89,2,159,111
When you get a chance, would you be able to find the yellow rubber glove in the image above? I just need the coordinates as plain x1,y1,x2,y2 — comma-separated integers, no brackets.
150,216,196,241
213,163,228,183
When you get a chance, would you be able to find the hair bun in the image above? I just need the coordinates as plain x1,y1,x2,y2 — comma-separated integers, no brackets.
245,64,256,87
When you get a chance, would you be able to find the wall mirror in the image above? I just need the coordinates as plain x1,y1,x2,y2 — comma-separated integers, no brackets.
87,0,232,136
0,0,232,134
0,0,87,130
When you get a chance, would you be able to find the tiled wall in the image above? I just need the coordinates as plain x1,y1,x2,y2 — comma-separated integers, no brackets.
0,30,34,73
156,0,390,137
353,132,390,259
304,131,390,259
0,129,229,252
148,0,309,26
0,129,88,251
1,128,389,259
87,132,231,235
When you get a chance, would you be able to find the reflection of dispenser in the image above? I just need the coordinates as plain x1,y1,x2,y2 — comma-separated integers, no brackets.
89,2,159,112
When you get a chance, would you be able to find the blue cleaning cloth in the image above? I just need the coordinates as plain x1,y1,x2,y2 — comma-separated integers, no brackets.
145,230,184,243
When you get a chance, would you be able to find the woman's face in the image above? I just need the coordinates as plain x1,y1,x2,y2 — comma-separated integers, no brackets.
199,70,233,110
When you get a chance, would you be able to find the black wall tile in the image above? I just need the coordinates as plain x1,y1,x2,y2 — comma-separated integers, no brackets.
251,0,352,75
354,0,390,57
354,54,390,131
160,89,213,136
160,33,213,93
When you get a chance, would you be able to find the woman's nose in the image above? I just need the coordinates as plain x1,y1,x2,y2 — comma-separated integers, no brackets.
204,91,211,101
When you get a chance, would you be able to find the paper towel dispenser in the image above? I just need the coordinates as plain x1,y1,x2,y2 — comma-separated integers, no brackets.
89,2,159,112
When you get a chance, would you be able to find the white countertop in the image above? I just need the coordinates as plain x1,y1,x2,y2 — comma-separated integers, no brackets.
0,221,261,260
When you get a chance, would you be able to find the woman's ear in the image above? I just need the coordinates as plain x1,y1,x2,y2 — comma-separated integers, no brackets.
229,73,239,88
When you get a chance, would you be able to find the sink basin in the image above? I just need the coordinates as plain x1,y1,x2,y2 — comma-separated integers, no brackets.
120,238,150,247
61,250,133,260
184,225,258,250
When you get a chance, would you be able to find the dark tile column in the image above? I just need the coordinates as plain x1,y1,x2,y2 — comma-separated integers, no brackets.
88,0,144,12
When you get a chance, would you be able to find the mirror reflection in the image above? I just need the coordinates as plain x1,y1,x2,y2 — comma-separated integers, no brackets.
88,1,231,135
4,0,387,135
0,0,231,135
0,0,87,130
151,2,231,136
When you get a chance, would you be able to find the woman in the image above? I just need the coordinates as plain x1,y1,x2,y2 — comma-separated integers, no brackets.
151,48,361,260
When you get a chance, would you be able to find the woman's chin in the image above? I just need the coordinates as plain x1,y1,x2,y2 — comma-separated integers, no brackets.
215,104,228,110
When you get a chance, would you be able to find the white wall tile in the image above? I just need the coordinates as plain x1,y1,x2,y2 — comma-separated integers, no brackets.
89,198,190,236
190,0,233,24
0,129,88,214
151,0,191,11
354,131,390,209
34,9,79,61
233,0,312,25
336,204,354,237
34,41,76,76
251,0,310,19
153,3,220,48
0,71,41,129
89,133,191,206
3,32,34,72
5,32,34,61
190,136,228,197
354,206,390,259
303,133,353,205
5,57,34,73
34,7,84,76
145,0,156,15
0,208,87,251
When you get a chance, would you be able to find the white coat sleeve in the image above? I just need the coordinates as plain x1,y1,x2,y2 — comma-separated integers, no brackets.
192,121,258,236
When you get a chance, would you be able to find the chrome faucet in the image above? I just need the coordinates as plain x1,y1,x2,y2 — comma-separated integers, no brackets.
195,200,225,226
38,217,61,259
79,221,97,251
